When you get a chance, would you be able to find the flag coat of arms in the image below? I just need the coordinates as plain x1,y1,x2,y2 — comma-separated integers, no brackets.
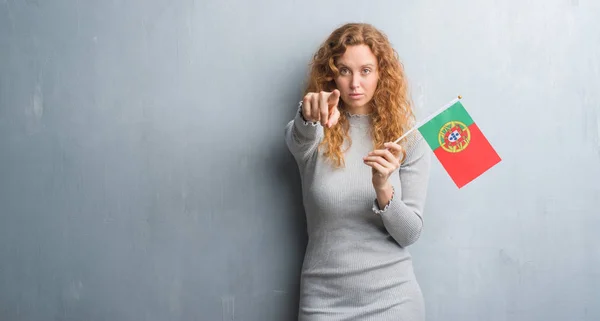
414,98,501,188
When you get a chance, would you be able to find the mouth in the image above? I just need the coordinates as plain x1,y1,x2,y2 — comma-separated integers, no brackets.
348,93,363,99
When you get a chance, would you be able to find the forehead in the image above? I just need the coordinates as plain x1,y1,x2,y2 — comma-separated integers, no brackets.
336,44,377,66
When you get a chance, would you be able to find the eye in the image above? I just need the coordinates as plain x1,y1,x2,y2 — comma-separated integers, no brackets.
339,67,350,75
362,68,371,74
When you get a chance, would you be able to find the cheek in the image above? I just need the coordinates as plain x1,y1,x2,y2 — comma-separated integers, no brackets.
334,77,348,88
334,79,351,97
364,77,378,92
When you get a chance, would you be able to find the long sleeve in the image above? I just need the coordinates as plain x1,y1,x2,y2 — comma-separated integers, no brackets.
284,102,324,165
372,132,432,247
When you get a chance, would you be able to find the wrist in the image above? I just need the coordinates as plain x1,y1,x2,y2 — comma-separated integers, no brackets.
374,181,393,208
374,180,392,193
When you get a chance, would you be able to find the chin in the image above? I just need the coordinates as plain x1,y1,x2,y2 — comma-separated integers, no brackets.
343,99,370,111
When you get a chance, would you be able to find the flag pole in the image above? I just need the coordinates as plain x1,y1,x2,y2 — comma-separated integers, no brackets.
393,95,463,144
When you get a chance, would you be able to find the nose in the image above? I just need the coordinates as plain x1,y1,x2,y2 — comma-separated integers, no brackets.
350,74,360,89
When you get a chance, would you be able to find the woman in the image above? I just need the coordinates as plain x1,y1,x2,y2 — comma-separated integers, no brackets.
284,22,432,320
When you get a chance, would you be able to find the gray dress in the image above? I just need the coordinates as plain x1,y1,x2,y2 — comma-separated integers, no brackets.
285,104,432,321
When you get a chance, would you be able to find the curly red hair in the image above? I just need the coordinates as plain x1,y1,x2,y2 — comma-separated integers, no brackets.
304,23,415,167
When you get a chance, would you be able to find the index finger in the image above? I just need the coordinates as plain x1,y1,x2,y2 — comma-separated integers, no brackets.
383,142,403,156
327,89,340,108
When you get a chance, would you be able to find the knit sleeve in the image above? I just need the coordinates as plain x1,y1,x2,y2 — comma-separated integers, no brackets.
284,101,324,164
372,131,432,247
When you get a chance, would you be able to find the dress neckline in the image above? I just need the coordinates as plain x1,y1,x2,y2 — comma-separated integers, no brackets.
344,110,371,128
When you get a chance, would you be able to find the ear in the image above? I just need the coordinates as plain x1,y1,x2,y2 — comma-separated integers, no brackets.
325,76,333,81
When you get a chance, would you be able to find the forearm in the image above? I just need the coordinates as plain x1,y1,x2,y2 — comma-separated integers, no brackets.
284,103,323,161
372,133,432,247
375,182,394,210
373,189,424,247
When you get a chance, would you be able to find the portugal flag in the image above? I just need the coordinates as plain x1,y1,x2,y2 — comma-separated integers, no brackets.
416,98,501,188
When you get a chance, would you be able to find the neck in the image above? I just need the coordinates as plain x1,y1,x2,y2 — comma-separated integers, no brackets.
344,103,372,116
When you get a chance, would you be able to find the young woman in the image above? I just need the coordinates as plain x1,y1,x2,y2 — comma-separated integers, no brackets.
285,23,432,320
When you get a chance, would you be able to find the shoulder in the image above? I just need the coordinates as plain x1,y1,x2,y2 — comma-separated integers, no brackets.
402,129,426,153
401,130,431,165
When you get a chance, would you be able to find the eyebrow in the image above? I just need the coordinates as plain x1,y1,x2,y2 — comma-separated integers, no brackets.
337,63,376,68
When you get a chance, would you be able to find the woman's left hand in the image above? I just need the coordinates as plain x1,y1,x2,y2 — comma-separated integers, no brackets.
363,142,403,190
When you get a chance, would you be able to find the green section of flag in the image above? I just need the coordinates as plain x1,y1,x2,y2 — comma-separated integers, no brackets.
418,101,474,150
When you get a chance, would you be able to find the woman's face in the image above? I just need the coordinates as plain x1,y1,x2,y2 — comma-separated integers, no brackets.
334,44,379,115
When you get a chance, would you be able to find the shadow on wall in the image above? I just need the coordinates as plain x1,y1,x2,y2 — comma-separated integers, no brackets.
276,147,307,318
255,52,311,319
262,108,308,319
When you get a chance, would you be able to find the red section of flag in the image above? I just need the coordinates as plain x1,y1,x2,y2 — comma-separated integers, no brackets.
433,123,501,188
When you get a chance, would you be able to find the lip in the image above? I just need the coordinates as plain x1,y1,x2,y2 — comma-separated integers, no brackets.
348,93,363,99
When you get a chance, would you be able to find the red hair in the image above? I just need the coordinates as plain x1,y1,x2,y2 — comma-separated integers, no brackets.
304,23,414,167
